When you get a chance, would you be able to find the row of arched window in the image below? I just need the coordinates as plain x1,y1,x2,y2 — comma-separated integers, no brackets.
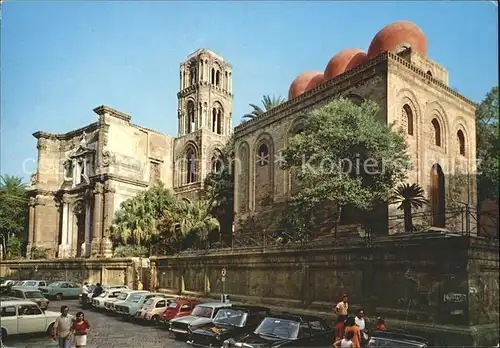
185,101,224,135
182,147,225,185
401,104,467,156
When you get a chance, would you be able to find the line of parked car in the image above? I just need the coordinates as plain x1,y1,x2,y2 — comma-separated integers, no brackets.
81,285,430,348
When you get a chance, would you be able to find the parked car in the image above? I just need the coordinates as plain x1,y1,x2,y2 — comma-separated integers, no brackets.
104,290,148,313
367,330,429,348
222,313,332,347
169,302,231,339
135,296,177,324
161,298,201,324
8,288,50,310
0,299,60,339
11,280,49,289
38,281,81,300
79,284,128,308
187,305,270,347
115,292,167,317
92,289,124,310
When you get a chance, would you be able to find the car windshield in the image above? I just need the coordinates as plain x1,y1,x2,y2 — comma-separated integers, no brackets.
25,291,44,299
254,317,300,340
191,306,213,318
116,293,128,300
168,302,178,309
48,282,60,287
213,308,248,327
144,298,155,306
129,294,143,303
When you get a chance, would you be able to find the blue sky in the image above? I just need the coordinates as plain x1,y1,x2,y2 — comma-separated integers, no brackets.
1,1,498,181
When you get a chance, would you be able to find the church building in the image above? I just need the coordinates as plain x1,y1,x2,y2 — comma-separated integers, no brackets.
27,49,233,258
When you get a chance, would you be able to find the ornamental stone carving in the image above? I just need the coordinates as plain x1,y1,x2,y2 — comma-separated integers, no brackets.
93,182,104,195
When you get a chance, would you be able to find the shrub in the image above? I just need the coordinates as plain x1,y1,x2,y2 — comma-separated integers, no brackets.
113,244,149,258
30,245,49,260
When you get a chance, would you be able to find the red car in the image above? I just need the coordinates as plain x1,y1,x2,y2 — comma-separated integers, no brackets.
161,298,201,324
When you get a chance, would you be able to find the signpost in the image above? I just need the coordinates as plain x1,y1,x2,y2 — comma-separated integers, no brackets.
221,268,227,303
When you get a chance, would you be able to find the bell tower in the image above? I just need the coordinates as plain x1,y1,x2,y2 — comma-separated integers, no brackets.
177,49,233,136
173,49,233,199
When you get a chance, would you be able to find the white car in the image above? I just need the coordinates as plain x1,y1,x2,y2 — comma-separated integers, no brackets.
0,300,59,339
92,289,123,310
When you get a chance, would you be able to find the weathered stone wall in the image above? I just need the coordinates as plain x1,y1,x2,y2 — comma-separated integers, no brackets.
0,258,146,289
154,234,499,345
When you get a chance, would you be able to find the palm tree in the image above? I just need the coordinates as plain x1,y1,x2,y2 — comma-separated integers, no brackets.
175,200,220,248
242,95,286,120
392,183,429,232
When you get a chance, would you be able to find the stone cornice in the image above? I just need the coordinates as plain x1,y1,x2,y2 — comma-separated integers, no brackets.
93,105,132,122
177,82,233,99
386,52,477,109
130,123,170,137
90,173,150,188
235,56,388,139
33,122,99,141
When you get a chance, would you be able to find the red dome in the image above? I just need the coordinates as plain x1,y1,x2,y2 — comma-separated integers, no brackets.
345,52,368,71
324,49,364,81
367,20,427,58
288,71,323,99
305,73,324,92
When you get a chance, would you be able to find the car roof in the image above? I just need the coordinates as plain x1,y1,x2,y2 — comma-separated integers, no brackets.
1,299,41,306
266,312,324,322
197,302,232,308
229,305,270,313
11,288,43,293
371,330,428,345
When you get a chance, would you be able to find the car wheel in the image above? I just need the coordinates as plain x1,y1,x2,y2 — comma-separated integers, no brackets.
46,323,54,336
152,315,161,325
55,293,63,301
1,328,7,341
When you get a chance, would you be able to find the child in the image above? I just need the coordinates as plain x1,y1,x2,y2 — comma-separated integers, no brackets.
333,330,355,348
376,317,386,330
71,312,90,348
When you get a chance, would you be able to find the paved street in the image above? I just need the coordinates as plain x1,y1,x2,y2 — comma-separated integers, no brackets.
6,300,189,348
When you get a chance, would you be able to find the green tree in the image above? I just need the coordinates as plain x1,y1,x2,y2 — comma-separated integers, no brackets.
281,98,411,238
0,175,29,258
203,135,235,245
476,86,499,203
242,95,286,120
111,183,177,248
392,183,428,232
174,199,220,249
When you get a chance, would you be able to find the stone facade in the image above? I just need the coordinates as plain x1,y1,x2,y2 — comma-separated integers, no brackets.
153,234,499,346
233,49,477,234
27,49,233,258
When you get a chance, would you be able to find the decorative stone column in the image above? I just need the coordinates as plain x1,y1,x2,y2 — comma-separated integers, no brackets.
58,195,70,258
27,197,36,255
101,181,115,258
91,182,104,256
82,201,92,257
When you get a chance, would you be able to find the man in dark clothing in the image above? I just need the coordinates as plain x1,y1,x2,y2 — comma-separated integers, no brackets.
92,283,103,298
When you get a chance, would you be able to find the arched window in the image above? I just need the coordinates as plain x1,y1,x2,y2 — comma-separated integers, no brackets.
186,101,195,134
210,153,223,173
457,130,465,156
211,68,215,84
431,118,441,147
216,71,220,87
402,104,414,135
186,148,196,184
190,68,197,85
212,107,223,134
257,144,269,166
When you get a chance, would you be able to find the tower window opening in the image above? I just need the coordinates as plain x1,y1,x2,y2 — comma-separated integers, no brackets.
211,68,215,84
216,70,220,87
402,104,414,135
186,149,196,184
258,144,269,166
457,130,466,156
186,101,195,134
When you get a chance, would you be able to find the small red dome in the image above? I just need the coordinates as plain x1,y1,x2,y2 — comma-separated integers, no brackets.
367,20,427,58
345,52,368,71
305,73,324,92
288,71,323,99
324,49,364,81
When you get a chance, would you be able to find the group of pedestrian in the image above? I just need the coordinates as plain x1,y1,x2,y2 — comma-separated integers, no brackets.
52,306,90,348
332,294,387,348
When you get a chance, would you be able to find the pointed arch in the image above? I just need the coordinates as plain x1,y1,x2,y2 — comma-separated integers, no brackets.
253,133,274,209
430,163,445,227
236,141,250,213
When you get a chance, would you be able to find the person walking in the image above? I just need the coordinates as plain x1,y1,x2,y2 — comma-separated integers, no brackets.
334,294,349,340
333,330,355,348
376,317,387,330
137,279,143,290
71,311,90,348
355,309,368,346
93,283,103,298
52,306,74,348
344,316,361,348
